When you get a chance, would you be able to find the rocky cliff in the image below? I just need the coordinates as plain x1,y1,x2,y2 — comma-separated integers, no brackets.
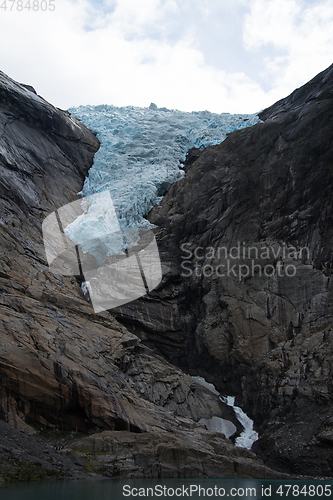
2,63,332,481
0,70,282,481
111,64,333,477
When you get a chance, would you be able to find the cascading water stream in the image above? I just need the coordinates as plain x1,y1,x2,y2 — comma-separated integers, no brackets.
192,376,258,450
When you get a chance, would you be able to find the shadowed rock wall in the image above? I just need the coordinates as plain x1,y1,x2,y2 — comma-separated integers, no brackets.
0,70,280,480
113,64,333,477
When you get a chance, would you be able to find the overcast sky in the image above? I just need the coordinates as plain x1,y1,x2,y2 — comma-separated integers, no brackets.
1,0,332,113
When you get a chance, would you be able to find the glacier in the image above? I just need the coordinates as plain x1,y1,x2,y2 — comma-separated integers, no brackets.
62,104,260,445
66,103,260,255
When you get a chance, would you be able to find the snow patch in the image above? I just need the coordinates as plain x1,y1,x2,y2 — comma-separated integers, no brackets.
199,416,237,439
192,376,220,395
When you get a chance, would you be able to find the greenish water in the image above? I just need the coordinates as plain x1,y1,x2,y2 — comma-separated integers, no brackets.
1,478,332,499
0,479,123,499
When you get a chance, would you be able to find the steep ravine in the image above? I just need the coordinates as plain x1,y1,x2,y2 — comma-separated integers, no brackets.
113,64,333,477
0,70,285,481
2,64,333,480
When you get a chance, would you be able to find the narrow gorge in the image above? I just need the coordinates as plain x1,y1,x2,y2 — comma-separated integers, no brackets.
0,63,332,481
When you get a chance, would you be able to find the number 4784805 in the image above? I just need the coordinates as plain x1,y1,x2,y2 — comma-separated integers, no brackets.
0,0,55,11
276,484,332,497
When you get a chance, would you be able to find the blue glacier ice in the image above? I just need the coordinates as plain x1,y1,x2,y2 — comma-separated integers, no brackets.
66,103,260,256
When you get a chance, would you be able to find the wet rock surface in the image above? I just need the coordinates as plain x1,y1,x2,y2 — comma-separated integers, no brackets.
0,420,90,482
2,64,333,481
113,64,333,477
70,427,290,479
0,70,280,481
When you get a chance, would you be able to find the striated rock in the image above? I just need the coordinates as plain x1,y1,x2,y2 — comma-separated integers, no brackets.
3,63,333,479
109,64,333,476
70,427,290,479
0,420,89,481
0,70,279,480
0,70,228,433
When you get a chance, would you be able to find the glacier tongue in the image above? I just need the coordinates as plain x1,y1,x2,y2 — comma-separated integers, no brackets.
67,104,260,251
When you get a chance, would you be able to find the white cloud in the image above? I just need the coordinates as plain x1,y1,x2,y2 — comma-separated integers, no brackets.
243,0,301,51
243,0,333,95
0,0,332,114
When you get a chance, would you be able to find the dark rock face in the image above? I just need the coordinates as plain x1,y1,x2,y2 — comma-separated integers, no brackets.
111,64,333,477
71,428,289,479
0,70,279,480
0,420,89,482
2,63,333,480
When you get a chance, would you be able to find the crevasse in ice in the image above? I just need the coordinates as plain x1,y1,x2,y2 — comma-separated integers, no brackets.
66,103,260,255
